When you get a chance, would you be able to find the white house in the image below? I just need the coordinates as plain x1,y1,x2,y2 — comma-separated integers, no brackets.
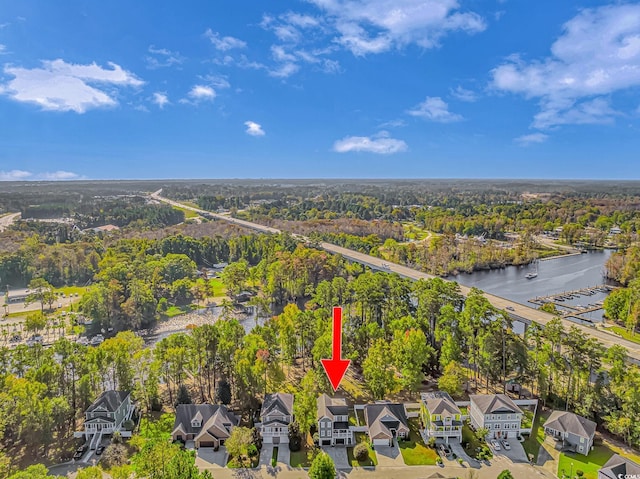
258,393,294,445
81,390,135,447
469,394,523,439
317,394,353,446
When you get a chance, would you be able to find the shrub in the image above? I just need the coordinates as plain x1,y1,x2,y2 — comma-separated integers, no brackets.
122,420,135,431
576,470,584,477
247,444,258,457
101,443,128,469
428,436,437,447
353,443,369,462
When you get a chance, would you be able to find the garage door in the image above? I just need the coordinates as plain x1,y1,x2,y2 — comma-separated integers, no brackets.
373,438,389,446
199,441,216,448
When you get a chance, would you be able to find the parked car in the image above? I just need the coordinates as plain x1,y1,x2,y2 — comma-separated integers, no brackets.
76,337,89,346
439,444,452,456
506,306,515,311
73,444,88,460
9,334,21,343
89,334,104,346
501,440,511,450
490,439,501,451
95,445,105,455
26,334,43,346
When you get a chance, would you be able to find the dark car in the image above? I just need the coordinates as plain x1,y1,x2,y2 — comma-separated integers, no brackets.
441,444,452,456
95,445,105,455
9,334,21,343
73,444,88,460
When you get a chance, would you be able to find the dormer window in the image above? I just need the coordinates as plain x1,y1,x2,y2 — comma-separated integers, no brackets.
191,419,201,428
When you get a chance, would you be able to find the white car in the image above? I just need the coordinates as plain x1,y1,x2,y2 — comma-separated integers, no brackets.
76,337,89,346
89,334,104,346
501,440,511,450
491,440,501,451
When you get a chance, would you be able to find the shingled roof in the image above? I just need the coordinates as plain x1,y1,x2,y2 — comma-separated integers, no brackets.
421,392,461,416
173,404,239,439
599,454,640,479
317,394,349,421
261,393,294,421
470,394,522,415
87,391,130,414
543,411,596,439
364,402,409,440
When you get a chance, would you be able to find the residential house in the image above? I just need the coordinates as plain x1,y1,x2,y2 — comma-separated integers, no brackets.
599,454,640,479
364,402,409,447
543,411,596,456
420,392,463,443
82,390,134,444
172,404,239,449
258,393,294,445
317,394,353,446
469,394,523,439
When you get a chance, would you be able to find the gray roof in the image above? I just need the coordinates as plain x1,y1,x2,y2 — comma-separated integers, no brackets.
261,393,294,419
173,404,239,439
317,394,348,421
87,391,130,414
543,411,596,440
364,402,409,440
421,392,461,416
599,454,640,479
469,394,522,415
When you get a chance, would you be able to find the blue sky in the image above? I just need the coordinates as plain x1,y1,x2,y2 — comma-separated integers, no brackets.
1,0,640,180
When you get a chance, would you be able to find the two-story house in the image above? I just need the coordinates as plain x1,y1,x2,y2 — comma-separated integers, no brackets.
420,392,463,443
364,402,409,447
469,394,523,439
172,404,240,449
317,394,353,446
258,393,294,445
82,390,134,445
543,411,596,456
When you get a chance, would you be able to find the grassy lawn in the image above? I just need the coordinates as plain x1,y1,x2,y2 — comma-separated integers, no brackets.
558,445,614,479
522,409,534,429
348,433,378,467
607,325,640,345
164,304,197,318
341,375,368,402
523,409,548,463
461,423,492,460
356,409,365,426
402,222,433,241
349,410,357,426
54,286,90,297
290,435,318,467
209,278,226,298
399,419,437,465
271,446,278,466
173,206,199,219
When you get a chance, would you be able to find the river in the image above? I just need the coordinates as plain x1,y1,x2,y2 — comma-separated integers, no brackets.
451,250,616,323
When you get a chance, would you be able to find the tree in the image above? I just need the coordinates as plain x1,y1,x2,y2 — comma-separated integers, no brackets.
294,370,319,434
353,443,369,462
438,361,467,398
288,422,302,452
216,379,232,405
25,278,55,313
391,328,433,394
225,426,254,462
497,470,514,479
308,451,336,479
176,384,192,405
7,464,53,479
75,467,103,479
363,339,397,399
24,312,48,334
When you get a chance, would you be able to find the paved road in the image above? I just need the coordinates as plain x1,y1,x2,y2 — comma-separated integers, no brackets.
0,212,20,232
150,190,640,363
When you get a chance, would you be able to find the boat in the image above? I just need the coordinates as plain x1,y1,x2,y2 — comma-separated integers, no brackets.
525,272,538,279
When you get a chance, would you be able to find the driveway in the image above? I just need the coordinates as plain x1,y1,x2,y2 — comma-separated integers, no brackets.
196,447,228,467
260,445,274,466
323,446,350,469
277,446,290,465
497,438,528,463
375,441,405,467
449,439,480,467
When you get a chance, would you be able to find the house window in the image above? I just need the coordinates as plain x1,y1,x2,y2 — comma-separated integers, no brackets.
580,437,585,443
191,420,201,428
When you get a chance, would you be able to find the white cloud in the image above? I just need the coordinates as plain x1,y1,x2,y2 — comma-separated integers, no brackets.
450,86,477,102
204,29,247,51
333,131,408,154
40,170,80,180
146,45,184,69
309,0,486,55
514,133,549,146
204,74,230,90
244,121,265,136
491,4,640,129
188,85,216,100
1,59,143,113
407,96,463,122
0,44,7,55
152,92,169,108
0,169,32,180
0,170,83,181
269,62,299,78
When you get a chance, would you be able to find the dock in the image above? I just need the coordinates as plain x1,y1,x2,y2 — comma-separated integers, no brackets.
529,284,615,307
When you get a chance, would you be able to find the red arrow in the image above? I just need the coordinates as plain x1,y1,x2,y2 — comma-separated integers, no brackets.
321,306,351,392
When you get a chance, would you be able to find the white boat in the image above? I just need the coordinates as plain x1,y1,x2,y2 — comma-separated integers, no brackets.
525,272,538,279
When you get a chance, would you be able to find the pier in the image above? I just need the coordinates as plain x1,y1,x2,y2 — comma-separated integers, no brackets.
529,284,615,307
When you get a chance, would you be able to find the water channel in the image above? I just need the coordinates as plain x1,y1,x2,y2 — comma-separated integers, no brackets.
451,249,617,323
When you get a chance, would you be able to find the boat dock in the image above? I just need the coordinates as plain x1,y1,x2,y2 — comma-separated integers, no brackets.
529,284,615,307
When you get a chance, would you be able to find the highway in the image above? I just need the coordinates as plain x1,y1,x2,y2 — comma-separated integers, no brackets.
150,190,640,363
0,212,20,232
